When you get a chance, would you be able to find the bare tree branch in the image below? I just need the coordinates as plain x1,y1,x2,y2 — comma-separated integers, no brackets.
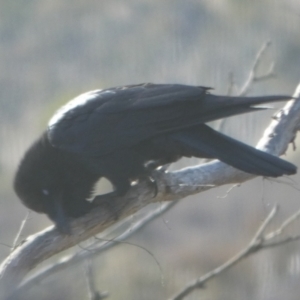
0,83,299,299
15,201,177,296
170,205,300,300
239,40,276,96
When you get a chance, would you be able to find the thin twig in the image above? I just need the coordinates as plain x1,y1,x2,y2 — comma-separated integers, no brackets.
265,209,300,240
249,205,278,244
170,205,300,300
12,211,30,251
227,71,236,96
263,235,300,248
217,184,240,199
239,40,275,96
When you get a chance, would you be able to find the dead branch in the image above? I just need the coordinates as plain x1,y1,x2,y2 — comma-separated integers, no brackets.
170,206,300,300
239,40,276,96
15,201,176,296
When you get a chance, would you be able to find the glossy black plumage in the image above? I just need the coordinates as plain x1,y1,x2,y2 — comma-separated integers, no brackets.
14,83,296,232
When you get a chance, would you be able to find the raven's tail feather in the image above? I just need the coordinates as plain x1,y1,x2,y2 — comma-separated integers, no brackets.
171,124,296,177
195,95,293,123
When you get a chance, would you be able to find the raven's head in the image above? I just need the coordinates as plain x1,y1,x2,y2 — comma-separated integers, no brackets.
13,133,95,234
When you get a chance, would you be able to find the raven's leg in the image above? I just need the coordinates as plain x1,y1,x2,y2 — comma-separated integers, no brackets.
91,152,147,218
92,181,130,219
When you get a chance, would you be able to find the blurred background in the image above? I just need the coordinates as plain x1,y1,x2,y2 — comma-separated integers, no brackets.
1,0,300,299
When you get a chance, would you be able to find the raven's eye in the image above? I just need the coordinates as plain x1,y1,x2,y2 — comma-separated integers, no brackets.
42,189,50,196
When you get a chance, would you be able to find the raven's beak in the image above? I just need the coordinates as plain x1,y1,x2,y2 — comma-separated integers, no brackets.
47,195,71,235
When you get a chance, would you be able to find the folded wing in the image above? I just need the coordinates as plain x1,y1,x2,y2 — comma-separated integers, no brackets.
48,83,292,157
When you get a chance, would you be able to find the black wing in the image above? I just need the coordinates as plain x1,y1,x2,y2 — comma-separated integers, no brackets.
171,124,296,176
48,83,291,156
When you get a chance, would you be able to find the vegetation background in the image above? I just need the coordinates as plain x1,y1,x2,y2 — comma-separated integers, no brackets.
0,0,300,299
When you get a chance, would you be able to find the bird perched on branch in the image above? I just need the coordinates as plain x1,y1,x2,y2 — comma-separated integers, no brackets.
14,83,296,233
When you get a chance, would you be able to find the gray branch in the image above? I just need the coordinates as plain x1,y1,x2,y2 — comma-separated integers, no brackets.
0,83,299,299
239,40,275,96
170,205,300,300
15,201,176,296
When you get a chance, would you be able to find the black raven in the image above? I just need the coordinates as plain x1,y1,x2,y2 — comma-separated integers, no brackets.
14,83,296,232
